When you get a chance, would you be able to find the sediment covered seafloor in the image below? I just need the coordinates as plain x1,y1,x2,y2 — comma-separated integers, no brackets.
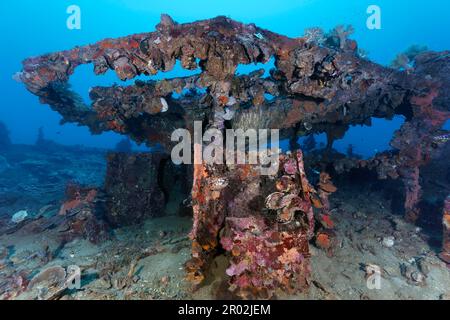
1,15,449,299
0,142,449,300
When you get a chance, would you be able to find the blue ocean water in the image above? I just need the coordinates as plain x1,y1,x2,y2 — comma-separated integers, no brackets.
0,0,449,156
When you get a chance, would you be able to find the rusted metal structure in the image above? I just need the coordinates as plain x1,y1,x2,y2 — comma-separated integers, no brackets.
18,15,450,297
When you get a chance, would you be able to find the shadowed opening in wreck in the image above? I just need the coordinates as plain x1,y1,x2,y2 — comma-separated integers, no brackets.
102,151,193,228
333,167,406,216
157,158,192,217
328,145,449,253
416,141,450,249
393,95,415,121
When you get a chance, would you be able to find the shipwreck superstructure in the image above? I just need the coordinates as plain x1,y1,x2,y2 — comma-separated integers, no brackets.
17,15,450,298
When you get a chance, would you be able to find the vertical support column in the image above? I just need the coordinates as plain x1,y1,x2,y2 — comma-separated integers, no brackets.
439,196,450,265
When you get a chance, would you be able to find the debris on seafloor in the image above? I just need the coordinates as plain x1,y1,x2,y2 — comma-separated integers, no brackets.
364,263,382,280
4,14,449,299
382,236,395,248
11,210,29,224
55,183,109,244
24,266,68,300
401,263,426,287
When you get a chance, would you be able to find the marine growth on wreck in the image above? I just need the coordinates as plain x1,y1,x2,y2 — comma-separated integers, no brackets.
1,5,449,302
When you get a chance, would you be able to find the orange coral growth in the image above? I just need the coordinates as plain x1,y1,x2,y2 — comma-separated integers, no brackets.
276,175,296,192
296,150,314,196
278,248,301,265
316,232,331,250
318,172,337,193
237,164,259,180
320,214,335,229
58,199,81,216
231,246,241,257
128,39,140,49
191,163,209,205
316,172,337,218
443,213,450,230
185,257,206,285
202,244,212,251
217,95,229,106
311,196,323,209
319,182,337,193
278,207,294,224
108,120,126,132
58,184,98,216
99,41,115,50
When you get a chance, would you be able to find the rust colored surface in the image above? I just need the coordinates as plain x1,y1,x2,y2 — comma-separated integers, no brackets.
440,196,450,265
18,16,449,221
57,183,109,244
186,150,336,298
104,153,167,227
17,15,450,297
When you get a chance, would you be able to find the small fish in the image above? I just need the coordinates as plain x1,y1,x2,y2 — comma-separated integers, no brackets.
433,133,450,143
